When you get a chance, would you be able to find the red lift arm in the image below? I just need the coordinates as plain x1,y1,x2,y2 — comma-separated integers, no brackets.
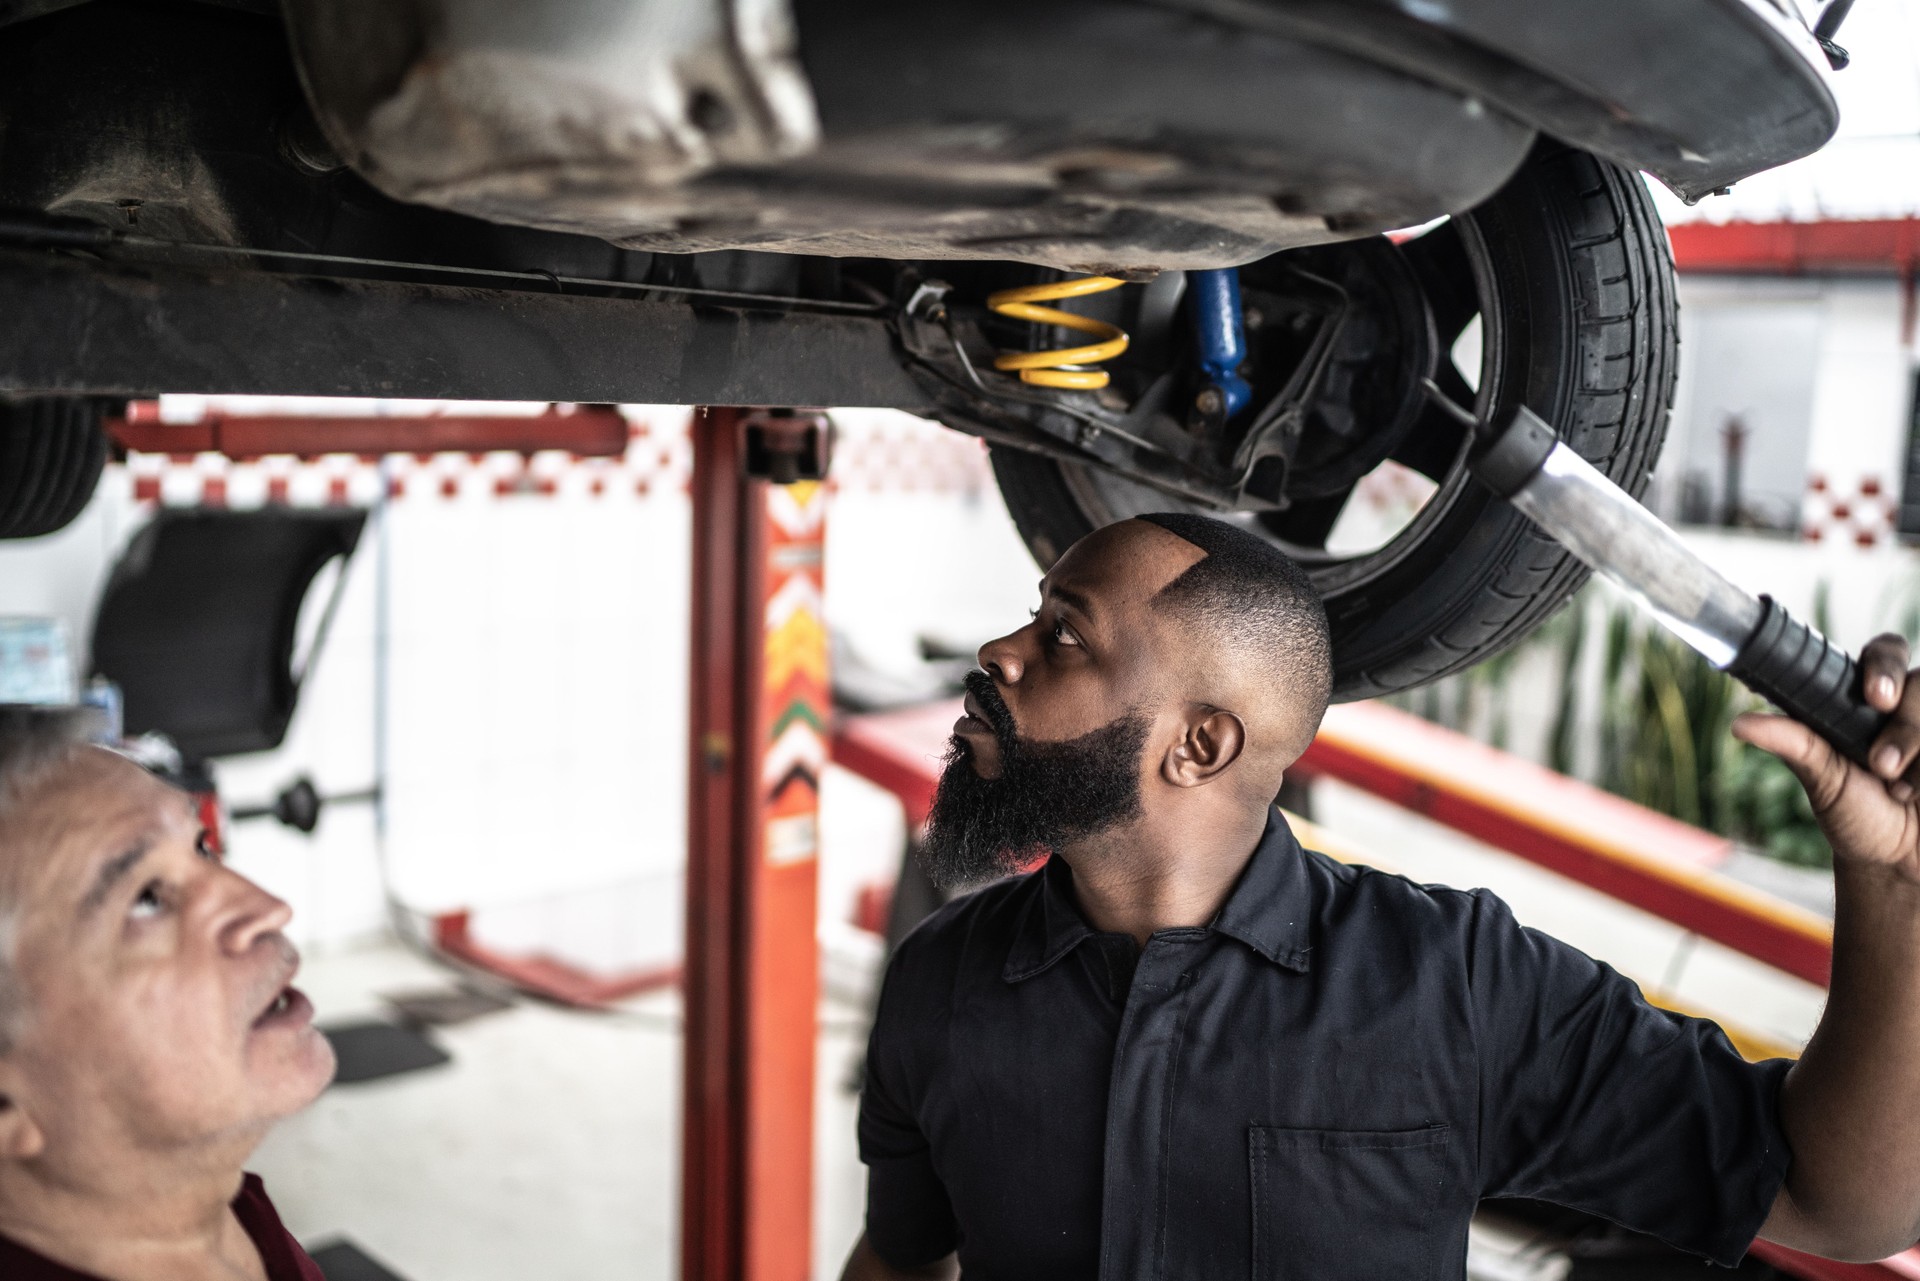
105,400,631,459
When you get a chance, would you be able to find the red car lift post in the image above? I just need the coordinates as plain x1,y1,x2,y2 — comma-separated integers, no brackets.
685,407,830,1281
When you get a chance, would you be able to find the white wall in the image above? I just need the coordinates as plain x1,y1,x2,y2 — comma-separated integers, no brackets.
1653,274,1915,539
1801,279,1915,532
1658,285,1824,528
0,405,1042,972
0,465,145,679
821,409,1040,679
126,414,700,967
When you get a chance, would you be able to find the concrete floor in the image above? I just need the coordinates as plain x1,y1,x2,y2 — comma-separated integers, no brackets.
252,942,869,1281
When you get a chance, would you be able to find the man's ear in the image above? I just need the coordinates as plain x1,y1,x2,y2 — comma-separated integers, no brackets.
1161,708,1247,788
0,1066,46,1162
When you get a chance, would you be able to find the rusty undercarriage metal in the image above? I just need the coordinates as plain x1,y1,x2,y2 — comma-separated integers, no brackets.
279,0,1539,274
275,0,1834,275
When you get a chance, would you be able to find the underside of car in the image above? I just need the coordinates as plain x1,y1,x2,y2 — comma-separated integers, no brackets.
0,0,1841,699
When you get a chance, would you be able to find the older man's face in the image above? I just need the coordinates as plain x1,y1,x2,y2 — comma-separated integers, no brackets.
0,748,334,1158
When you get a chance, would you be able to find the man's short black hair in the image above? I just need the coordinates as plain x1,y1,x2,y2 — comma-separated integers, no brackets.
1136,513,1334,752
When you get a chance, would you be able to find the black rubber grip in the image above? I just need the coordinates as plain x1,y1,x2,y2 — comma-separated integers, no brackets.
1470,405,1558,497
1725,595,1888,770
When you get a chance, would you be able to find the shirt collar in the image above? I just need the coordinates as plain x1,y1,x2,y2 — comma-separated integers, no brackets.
1001,807,1313,983
1001,854,1094,983
1210,808,1315,972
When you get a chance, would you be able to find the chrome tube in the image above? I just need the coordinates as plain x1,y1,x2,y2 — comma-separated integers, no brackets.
1507,443,1763,668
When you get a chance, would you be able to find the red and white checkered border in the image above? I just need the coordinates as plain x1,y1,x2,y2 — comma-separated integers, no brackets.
1802,473,1898,548
120,410,994,508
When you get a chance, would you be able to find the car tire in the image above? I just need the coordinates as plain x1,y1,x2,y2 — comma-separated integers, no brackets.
0,396,113,540
986,140,1677,701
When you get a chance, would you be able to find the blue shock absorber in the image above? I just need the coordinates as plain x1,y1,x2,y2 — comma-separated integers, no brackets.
1187,268,1252,420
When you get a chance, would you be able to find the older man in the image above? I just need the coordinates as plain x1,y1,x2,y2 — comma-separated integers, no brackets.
0,708,335,1280
846,512,1920,1280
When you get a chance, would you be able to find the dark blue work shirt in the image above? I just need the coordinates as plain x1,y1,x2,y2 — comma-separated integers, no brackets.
858,810,1793,1280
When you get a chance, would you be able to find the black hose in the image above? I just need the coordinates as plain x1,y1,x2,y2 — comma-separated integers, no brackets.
1815,0,1856,41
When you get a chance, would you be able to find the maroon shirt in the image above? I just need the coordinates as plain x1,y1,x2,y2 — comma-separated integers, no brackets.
0,1173,326,1281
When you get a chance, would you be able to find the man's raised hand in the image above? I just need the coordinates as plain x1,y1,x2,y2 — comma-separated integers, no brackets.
1733,633,1920,882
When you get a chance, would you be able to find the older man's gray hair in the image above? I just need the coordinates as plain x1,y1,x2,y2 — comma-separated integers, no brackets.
0,705,105,1055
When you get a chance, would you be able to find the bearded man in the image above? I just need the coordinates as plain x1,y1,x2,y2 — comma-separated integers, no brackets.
841,512,1920,1281
0,708,335,1280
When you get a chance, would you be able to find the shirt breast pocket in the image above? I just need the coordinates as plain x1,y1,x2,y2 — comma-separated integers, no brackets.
1248,1124,1452,1281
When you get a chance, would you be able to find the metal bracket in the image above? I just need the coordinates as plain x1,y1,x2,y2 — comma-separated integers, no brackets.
740,408,832,483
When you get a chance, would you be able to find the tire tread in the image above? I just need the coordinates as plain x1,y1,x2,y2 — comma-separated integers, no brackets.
1364,145,1675,695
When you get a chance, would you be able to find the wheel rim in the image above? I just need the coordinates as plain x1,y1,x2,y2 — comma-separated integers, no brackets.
1056,215,1500,599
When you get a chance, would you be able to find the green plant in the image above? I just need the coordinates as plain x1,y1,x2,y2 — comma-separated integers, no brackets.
1594,603,1829,863
1720,736,1831,867
1597,619,1739,830
1392,579,1833,868
1545,596,1587,776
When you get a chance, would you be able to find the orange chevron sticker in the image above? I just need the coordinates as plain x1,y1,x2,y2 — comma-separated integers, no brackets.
765,609,828,688
768,480,826,537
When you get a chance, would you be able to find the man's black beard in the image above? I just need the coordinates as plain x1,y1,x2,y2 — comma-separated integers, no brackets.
918,671,1149,890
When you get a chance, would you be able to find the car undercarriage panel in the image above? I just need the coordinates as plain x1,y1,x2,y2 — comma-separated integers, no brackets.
283,0,1540,274
1160,0,1838,205
0,247,933,407
276,0,1835,273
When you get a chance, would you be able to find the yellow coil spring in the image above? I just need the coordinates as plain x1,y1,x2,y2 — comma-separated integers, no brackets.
987,275,1130,390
